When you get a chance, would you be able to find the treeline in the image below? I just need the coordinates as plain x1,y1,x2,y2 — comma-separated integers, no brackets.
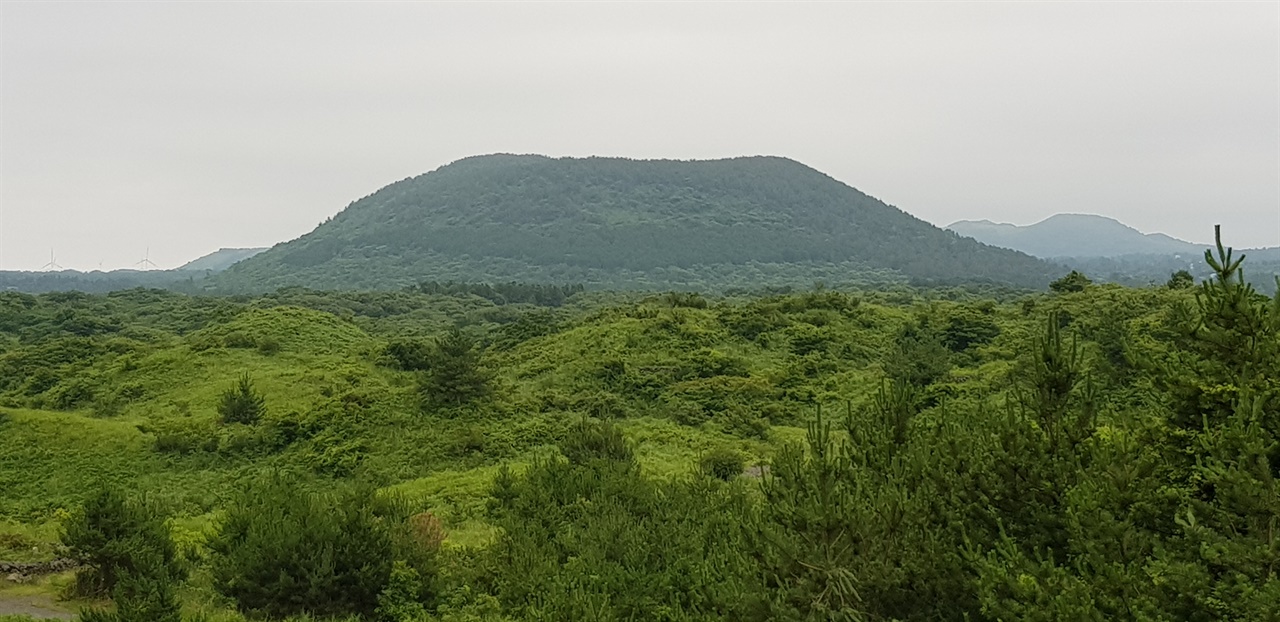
405,282,584,307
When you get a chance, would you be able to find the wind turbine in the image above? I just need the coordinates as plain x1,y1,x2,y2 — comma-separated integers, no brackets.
136,247,159,271
41,249,64,271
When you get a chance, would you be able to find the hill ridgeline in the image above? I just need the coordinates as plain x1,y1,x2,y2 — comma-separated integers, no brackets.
947,214,1203,258
218,154,1063,291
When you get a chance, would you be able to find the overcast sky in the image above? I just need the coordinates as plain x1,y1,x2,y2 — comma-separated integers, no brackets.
2,2,1277,271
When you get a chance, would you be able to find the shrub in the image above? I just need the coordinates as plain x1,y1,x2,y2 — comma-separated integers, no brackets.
560,419,633,466
570,390,625,419
256,336,281,355
408,512,447,553
941,308,1001,353
150,419,218,455
79,568,182,622
1166,269,1195,289
786,324,833,356
667,398,710,426
60,488,184,598
677,348,750,380
222,331,256,349
662,292,708,308
208,476,436,619
720,405,770,440
377,561,429,622
217,373,265,425
699,446,746,481
48,378,96,410
1049,270,1092,293
384,338,434,371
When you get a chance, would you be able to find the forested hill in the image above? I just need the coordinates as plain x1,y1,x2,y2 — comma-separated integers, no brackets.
217,155,1064,291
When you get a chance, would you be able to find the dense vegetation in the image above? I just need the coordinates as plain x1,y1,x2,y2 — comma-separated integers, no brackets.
0,230,1276,621
215,155,1064,291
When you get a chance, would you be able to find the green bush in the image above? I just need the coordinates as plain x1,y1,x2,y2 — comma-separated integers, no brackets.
699,446,746,481
559,419,633,466
1049,270,1092,293
377,561,429,622
666,397,710,426
61,488,184,598
256,335,281,355
384,338,435,371
79,568,182,622
1166,269,1195,289
719,404,770,439
217,373,265,425
941,308,1001,353
208,475,436,620
149,418,219,455
48,377,96,410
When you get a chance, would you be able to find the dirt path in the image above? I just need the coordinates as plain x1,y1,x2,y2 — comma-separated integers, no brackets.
0,593,75,619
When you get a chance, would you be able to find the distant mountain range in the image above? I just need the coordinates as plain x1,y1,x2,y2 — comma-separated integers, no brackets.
0,247,265,294
947,214,1204,258
216,154,1063,291
948,213,1279,293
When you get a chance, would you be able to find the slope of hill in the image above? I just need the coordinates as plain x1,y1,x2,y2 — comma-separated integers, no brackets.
217,155,1063,291
947,213,1203,258
177,247,268,272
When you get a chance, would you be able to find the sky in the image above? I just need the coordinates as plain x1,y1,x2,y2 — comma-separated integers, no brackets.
1,2,1277,271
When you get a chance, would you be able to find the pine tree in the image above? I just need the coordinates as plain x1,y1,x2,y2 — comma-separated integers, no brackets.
217,373,265,425
1159,225,1280,618
419,328,493,407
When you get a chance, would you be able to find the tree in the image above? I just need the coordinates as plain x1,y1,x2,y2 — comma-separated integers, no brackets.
61,488,184,596
63,488,184,622
217,373,265,425
1155,226,1280,618
208,475,437,619
1049,270,1092,293
419,328,492,407
1166,269,1195,289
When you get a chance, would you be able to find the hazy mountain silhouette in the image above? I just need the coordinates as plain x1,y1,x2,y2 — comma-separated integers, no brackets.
947,214,1202,258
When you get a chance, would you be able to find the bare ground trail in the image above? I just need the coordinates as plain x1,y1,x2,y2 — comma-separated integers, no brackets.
0,592,75,619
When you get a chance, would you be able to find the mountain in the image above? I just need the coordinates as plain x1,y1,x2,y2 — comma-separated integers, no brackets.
0,249,263,294
177,247,268,272
0,269,193,294
218,154,1063,291
948,214,1280,294
947,214,1202,258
